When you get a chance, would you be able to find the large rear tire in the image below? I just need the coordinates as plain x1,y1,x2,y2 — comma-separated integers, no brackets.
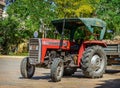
81,45,107,78
51,58,64,82
20,57,35,78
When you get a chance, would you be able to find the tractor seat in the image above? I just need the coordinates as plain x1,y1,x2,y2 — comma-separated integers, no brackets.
70,39,84,51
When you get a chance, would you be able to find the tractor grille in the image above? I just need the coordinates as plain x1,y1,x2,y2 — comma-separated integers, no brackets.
29,38,42,64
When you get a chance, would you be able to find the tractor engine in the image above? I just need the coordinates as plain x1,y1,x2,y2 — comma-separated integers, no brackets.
64,54,78,67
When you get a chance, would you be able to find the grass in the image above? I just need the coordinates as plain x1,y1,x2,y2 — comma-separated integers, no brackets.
9,52,28,56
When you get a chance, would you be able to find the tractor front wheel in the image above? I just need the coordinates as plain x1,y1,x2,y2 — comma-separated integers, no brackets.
20,57,35,78
51,58,64,82
81,45,107,78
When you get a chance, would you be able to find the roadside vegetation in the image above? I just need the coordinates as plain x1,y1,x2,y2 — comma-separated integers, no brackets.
0,0,120,55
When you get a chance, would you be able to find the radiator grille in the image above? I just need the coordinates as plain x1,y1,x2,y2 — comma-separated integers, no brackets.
29,38,41,64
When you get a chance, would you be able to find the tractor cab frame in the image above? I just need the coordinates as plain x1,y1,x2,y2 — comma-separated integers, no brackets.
52,18,106,40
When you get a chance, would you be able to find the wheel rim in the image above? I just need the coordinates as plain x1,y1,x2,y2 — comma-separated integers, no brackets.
91,54,104,73
26,62,34,75
56,62,63,78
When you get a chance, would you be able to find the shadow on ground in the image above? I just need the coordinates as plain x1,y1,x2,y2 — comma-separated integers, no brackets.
96,79,120,88
19,73,50,80
19,69,120,82
106,69,120,74
96,69,120,88
19,72,85,82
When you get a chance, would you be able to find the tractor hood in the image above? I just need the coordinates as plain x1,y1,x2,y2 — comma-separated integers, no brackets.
52,18,106,40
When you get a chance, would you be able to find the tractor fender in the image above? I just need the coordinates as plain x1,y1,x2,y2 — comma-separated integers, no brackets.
77,40,106,66
83,40,107,47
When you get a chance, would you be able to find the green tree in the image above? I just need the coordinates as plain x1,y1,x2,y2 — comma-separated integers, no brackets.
53,0,100,18
96,0,120,38
7,0,56,33
0,0,57,54
0,17,27,54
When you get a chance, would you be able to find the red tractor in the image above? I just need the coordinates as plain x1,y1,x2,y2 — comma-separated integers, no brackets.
20,18,107,82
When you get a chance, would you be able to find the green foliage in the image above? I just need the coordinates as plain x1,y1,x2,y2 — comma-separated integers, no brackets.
0,17,22,54
0,17,34,55
53,0,99,18
7,0,56,32
1,0,120,55
0,0,57,55
96,0,120,38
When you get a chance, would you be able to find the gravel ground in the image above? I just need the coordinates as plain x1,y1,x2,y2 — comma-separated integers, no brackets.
0,56,120,88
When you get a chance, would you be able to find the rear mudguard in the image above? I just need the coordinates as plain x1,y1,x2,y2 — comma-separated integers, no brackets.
77,40,107,66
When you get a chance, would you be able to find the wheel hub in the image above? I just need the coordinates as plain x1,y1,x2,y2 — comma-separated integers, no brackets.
57,62,63,77
91,55,102,72
27,62,34,74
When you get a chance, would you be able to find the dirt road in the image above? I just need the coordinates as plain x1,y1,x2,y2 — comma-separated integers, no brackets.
0,56,120,88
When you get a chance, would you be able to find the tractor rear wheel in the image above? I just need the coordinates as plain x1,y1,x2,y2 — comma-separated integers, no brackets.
81,45,107,78
20,57,35,78
51,58,64,82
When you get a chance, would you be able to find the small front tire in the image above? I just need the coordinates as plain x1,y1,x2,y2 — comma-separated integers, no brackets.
20,57,35,78
51,58,64,82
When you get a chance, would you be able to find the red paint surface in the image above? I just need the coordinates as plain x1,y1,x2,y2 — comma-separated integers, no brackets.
40,38,71,63
39,38,106,65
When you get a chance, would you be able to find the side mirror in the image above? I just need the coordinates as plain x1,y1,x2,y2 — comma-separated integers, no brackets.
107,30,114,33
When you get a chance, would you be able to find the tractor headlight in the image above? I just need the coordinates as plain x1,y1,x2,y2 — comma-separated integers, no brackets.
29,45,39,50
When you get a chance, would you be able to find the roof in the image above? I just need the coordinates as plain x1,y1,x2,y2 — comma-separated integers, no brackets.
52,18,106,40
52,18,106,32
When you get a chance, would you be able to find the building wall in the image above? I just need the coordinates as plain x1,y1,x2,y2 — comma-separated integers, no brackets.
0,0,5,17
